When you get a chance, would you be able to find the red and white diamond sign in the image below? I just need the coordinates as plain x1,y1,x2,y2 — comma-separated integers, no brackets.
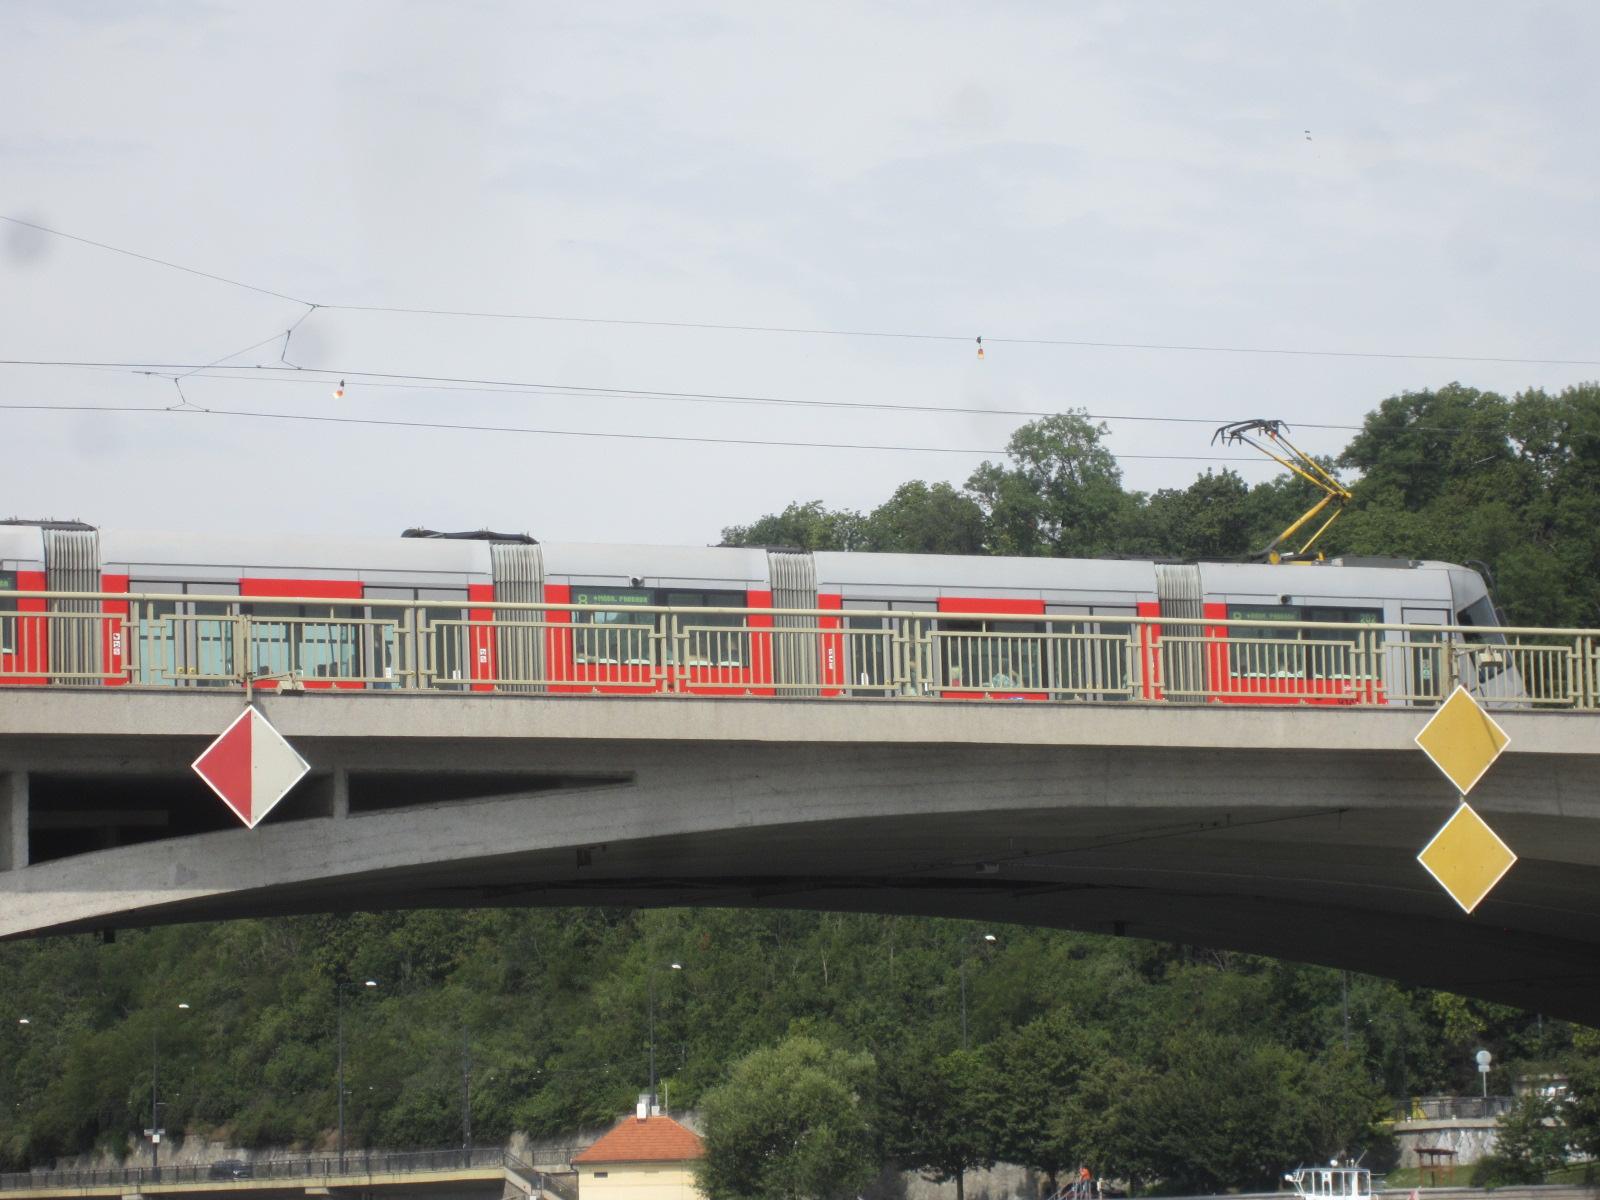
192,706,310,828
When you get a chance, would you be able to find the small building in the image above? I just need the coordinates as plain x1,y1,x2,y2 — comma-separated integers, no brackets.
572,1107,706,1200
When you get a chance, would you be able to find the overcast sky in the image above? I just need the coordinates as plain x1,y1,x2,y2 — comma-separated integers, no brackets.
3,2,1597,546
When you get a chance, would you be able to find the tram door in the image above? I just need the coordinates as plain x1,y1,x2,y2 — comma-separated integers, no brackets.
841,599,932,696
1047,604,1137,700
1402,607,1450,705
365,586,469,688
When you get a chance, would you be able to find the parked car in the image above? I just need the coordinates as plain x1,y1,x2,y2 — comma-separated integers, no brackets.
208,1160,253,1180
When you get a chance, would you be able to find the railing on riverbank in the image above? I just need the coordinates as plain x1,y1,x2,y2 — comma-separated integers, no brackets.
1398,1094,1517,1121
3,591,1597,709
0,1147,575,1193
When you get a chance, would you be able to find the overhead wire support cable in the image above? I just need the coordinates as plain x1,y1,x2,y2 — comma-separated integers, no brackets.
0,216,313,306
7,215,1600,368
0,358,1405,433
318,302,1600,367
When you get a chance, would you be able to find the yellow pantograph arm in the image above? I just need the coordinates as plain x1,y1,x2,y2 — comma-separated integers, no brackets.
1211,419,1351,561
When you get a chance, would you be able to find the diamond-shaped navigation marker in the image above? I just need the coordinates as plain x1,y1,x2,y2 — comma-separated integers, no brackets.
1417,801,1517,914
192,706,309,829
1415,685,1510,796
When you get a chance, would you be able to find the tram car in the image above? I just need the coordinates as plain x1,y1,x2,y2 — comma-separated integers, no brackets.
0,519,1512,704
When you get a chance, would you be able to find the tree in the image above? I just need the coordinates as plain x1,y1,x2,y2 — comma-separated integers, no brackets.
863,481,987,555
1137,470,1254,561
1474,1092,1569,1185
1558,1027,1600,1162
966,413,1137,558
698,1036,877,1200
1332,382,1600,626
720,502,867,551
1104,1032,1380,1193
987,1008,1101,1191
882,1047,1001,1200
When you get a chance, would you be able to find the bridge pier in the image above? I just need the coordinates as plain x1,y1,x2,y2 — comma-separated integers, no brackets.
330,765,349,820
0,771,25,870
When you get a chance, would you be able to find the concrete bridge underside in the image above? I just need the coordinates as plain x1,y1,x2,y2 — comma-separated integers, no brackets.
2,691,1599,1023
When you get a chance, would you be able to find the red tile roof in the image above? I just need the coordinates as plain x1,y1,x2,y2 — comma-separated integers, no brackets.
573,1114,704,1165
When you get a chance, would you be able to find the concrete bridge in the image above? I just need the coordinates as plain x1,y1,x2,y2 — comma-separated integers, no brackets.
3,689,1600,1023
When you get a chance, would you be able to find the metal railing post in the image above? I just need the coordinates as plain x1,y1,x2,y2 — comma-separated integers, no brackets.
231,610,248,690
895,618,914,695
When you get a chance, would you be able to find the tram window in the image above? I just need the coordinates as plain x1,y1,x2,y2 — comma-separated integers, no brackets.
0,571,15,655
1303,607,1381,679
1227,605,1302,678
572,587,654,664
129,580,240,686
1457,595,1506,645
240,602,361,680
665,590,747,667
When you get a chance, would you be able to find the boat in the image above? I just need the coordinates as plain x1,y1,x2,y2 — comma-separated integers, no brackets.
1285,1162,1373,1200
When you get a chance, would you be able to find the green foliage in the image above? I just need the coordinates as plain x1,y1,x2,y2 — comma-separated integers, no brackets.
882,1047,1001,1200
986,1007,1102,1185
966,413,1138,558
721,502,867,551
1562,1033,1600,1162
1137,470,1255,560
1473,1093,1569,1185
1338,382,1600,625
0,909,1570,1191
862,482,987,555
1103,1032,1382,1193
698,1035,877,1200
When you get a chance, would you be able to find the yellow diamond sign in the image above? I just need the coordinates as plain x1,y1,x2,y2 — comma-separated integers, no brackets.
1417,801,1517,913
1415,685,1510,796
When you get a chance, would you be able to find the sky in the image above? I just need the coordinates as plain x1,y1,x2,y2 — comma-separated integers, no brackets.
3,1,1598,546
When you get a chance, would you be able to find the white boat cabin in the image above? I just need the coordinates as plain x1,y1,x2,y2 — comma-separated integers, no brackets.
1286,1165,1372,1200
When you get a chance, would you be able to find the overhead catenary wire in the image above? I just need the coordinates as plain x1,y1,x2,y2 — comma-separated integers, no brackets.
320,303,1600,368
6,214,1598,368
0,358,1413,434
0,400,1269,462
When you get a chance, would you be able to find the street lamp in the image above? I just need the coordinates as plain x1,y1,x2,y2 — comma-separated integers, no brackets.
336,979,378,1172
960,933,997,1051
147,1002,192,1182
647,962,682,1114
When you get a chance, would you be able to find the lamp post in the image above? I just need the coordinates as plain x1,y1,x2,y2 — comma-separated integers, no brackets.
959,933,996,1050
9,1019,32,1120
147,1002,191,1182
336,979,378,1172
647,962,681,1114
460,1027,472,1165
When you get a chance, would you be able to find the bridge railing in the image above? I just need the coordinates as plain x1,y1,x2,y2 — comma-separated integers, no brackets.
2,591,1597,709
0,1146,577,1191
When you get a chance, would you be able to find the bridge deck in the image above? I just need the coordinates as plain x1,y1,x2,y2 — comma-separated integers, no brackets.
4,690,1600,1023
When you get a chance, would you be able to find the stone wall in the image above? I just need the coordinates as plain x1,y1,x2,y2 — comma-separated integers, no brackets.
1393,1118,1501,1169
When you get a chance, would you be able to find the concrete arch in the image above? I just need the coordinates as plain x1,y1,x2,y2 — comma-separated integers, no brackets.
3,691,1599,1022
